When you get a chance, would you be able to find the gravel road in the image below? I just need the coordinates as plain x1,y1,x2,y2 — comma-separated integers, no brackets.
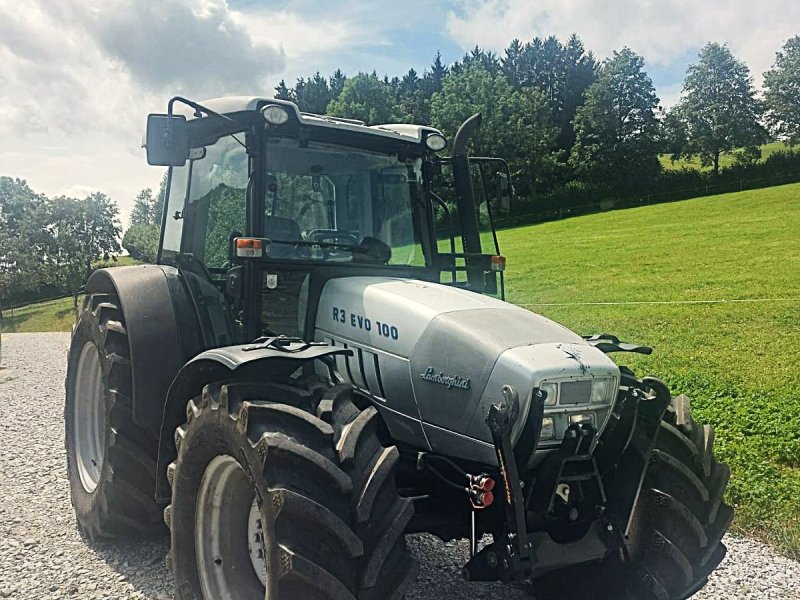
1,332,798,599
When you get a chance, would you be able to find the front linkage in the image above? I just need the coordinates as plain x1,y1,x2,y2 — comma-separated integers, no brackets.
462,375,671,584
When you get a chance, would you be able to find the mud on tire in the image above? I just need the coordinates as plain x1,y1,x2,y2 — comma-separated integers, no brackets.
65,292,163,540
166,379,417,599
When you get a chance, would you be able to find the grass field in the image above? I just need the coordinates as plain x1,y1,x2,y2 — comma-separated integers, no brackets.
3,184,799,555
499,182,800,557
659,141,789,171
1,296,77,333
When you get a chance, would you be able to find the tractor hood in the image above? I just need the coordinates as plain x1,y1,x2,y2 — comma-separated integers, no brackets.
314,277,619,465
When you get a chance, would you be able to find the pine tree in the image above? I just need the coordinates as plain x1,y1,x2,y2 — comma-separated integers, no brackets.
274,79,293,101
329,69,347,100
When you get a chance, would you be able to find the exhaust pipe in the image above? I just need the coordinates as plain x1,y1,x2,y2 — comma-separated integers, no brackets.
451,113,483,261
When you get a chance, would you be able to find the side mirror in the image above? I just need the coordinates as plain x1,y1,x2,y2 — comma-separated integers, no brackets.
145,114,189,166
496,171,512,213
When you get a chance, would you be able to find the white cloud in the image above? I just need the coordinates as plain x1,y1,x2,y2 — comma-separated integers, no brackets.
445,0,800,86
83,0,286,94
0,0,355,224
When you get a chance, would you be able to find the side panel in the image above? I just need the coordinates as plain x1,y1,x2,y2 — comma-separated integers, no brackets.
85,265,199,436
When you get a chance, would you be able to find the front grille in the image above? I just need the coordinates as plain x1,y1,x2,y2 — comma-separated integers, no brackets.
559,380,592,405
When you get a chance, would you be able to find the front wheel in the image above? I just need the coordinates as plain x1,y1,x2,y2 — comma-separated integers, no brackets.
166,380,418,599
534,381,733,600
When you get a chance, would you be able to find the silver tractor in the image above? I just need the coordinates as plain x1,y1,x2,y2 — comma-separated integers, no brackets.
65,96,732,599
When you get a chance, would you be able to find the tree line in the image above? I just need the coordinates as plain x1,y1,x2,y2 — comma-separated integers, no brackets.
274,34,800,201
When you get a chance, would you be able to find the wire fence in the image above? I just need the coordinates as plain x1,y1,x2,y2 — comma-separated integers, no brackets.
495,171,800,229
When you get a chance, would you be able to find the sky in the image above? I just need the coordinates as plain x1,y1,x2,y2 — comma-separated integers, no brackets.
1,0,797,224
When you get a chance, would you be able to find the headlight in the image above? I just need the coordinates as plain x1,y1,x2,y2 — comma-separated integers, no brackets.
425,133,447,151
569,413,595,426
540,382,558,406
540,417,555,440
591,377,615,404
261,104,290,125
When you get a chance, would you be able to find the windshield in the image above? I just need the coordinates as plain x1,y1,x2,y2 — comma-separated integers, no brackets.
161,133,427,269
263,138,425,265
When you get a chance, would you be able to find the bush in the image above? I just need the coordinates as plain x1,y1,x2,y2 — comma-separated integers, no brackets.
506,147,800,224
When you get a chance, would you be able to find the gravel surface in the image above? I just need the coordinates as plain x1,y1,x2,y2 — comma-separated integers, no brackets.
1,331,798,599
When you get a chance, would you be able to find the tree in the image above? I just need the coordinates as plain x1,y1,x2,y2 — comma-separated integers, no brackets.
421,51,448,101
0,177,48,305
670,43,767,174
130,188,158,226
513,34,597,153
502,39,525,88
327,73,401,125
561,34,599,149
44,193,121,293
431,64,558,195
452,46,501,77
124,180,166,263
274,79,293,102
396,68,430,123
570,48,661,191
295,72,332,114
764,36,800,145
329,69,347,100
122,223,159,263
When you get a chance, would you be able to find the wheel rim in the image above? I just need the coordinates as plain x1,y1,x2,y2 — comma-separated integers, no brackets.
73,341,105,493
195,455,268,598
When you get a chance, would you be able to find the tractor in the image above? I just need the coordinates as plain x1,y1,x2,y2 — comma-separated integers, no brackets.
65,96,732,599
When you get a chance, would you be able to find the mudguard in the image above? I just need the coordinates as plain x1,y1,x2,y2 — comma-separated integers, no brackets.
154,341,349,502
85,265,198,436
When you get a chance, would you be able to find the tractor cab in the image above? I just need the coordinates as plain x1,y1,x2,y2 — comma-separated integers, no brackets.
146,97,512,343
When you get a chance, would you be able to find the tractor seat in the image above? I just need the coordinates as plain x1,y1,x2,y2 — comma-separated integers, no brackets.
264,216,301,257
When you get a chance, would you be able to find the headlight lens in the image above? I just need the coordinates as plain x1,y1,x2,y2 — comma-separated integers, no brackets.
591,377,615,404
540,417,555,440
261,104,290,125
541,382,558,406
569,413,594,426
425,133,447,151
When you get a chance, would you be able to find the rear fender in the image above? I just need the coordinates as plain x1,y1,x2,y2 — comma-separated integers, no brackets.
154,343,349,502
84,265,200,436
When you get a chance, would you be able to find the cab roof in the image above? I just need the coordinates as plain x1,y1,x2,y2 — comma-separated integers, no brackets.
175,96,443,145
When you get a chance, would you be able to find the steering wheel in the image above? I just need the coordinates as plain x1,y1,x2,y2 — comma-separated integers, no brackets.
306,230,360,260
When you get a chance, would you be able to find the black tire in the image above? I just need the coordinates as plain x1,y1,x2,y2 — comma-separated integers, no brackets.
65,292,163,540
166,379,418,599
534,387,732,600
631,392,733,599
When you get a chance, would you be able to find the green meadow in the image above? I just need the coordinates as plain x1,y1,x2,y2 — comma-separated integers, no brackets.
500,182,800,557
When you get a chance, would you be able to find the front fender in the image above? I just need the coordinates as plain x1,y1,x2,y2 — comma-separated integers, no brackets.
154,342,349,502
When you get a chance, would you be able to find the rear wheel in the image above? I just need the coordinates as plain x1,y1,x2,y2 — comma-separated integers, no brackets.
65,293,163,539
534,382,732,600
166,379,417,599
